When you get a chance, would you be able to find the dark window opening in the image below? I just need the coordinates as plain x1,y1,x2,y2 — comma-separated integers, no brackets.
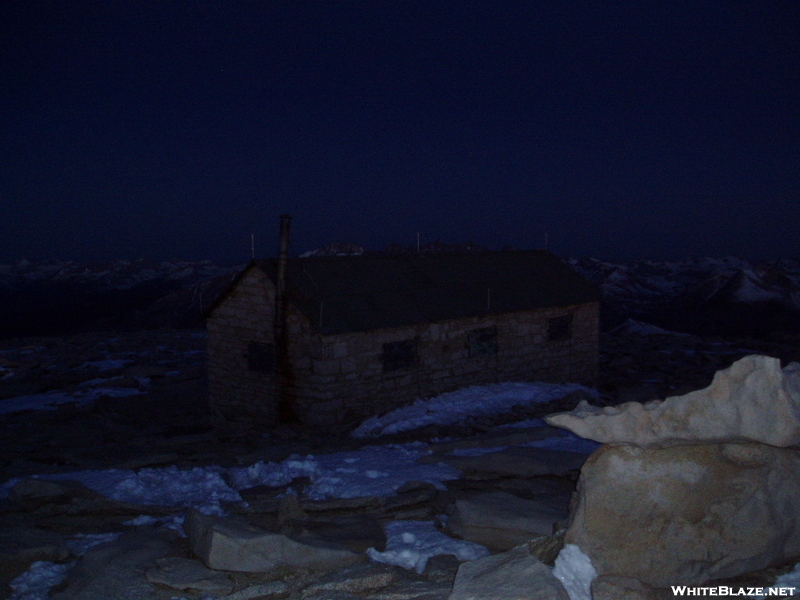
383,339,418,372
467,326,498,357
548,315,573,342
247,341,275,373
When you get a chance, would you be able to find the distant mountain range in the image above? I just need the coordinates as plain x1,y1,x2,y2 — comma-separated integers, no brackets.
1,251,798,340
567,256,800,337
0,259,241,339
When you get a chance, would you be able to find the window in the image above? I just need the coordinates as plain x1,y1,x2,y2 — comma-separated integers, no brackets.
548,315,573,342
467,326,497,357
382,339,418,372
246,341,275,373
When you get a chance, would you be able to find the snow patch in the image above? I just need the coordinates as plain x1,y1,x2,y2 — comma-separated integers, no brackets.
553,544,597,600
81,359,133,371
9,561,72,600
353,381,594,438
229,444,460,500
367,520,489,574
2,466,242,515
611,319,692,337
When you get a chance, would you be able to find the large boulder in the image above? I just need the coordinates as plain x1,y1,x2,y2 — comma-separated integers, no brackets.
184,508,364,574
565,442,800,586
546,355,800,448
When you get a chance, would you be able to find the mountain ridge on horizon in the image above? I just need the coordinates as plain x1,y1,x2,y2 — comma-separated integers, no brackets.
1,250,799,341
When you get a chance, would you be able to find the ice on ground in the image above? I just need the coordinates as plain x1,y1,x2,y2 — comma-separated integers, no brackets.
64,532,123,555
445,432,601,457
522,434,602,455
81,359,133,371
611,318,693,337
553,544,597,600
2,381,595,512
1,466,242,515
2,444,459,512
9,561,73,600
353,381,595,438
367,520,490,574
2,379,599,599
229,443,461,500
227,455,321,490
9,532,120,600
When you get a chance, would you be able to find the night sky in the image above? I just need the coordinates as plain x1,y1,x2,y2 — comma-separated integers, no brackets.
2,2,798,264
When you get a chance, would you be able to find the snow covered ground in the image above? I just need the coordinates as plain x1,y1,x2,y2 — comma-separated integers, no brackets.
4,371,796,599
2,380,601,599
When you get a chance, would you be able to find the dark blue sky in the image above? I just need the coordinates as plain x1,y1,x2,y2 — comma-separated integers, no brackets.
2,1,798,264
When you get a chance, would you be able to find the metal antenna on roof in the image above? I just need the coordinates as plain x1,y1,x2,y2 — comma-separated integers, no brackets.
417,232,420,254
251,233,255,259
544,232,549,251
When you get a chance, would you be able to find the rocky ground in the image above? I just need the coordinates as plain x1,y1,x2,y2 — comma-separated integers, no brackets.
1,327,798,599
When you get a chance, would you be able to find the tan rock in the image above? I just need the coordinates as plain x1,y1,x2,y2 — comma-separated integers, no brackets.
184,508,364,574
546,355,800,448
449,545,570,600
566,442,800,586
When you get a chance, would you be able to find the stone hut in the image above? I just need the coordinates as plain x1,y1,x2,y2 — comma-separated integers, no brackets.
206,250,600,430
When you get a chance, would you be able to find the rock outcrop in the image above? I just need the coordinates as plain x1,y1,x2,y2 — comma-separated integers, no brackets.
546,355,800,587
565,442,800,586
449,544,570,600
546,355,800,448
184,508,364,575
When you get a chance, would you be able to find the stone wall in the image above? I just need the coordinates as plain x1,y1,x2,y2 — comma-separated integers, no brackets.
207,265,599,430
285,302,599,428
207,267,280,425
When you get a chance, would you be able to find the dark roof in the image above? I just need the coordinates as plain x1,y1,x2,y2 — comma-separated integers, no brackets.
248,250,599,335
